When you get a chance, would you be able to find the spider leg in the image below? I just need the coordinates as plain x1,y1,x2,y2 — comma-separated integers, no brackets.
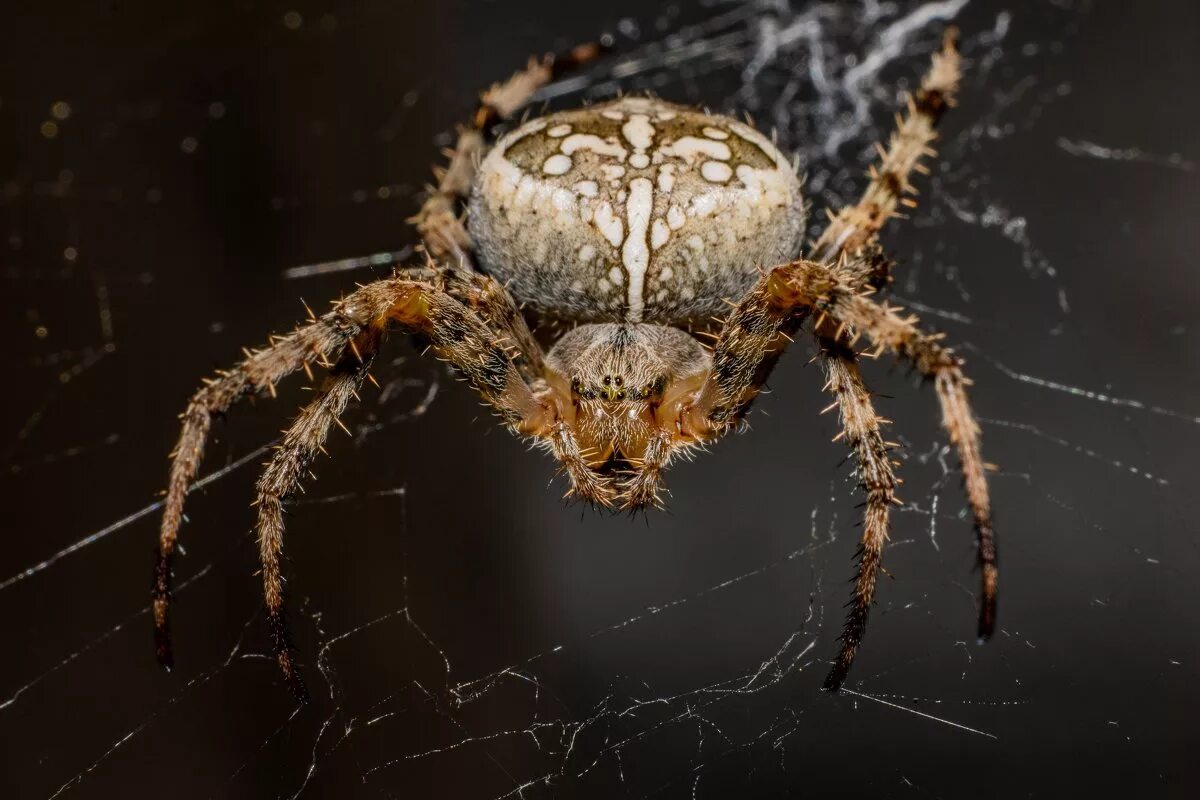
440,266,545,382
684,259,995,688
436,267,613,504
154,296,367,668
155,274,564,680
789,30,967,686
818,342,899,690
255,333,379,701
253,279,618,697
410,42,607,264
807,277,996,644
810,27,961,283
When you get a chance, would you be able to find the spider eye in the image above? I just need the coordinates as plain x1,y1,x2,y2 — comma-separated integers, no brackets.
602,376,611,386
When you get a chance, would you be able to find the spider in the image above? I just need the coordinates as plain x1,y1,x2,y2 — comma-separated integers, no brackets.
152,30,996,701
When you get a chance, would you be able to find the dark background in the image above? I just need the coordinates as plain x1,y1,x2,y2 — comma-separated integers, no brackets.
2,1,1198,797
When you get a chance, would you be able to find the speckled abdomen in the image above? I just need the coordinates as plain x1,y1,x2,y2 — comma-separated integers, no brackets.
469,97,807,325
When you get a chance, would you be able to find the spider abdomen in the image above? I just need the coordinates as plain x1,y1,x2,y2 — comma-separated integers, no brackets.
469,97,806,325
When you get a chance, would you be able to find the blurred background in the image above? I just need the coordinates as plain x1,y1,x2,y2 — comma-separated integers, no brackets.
1,0,1197,797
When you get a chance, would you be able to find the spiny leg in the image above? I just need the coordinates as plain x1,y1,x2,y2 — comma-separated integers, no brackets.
249,280,615,696
802,29,967,685
696,26,964,676
680,268,900,686
819,342,900,690
154,271,440,665
683,277,807,436
686,260,995,684
426,263,615,504
155,274,564,671
669,28,967,689
410,42,607,263
154,300,368,667
402,260,547,380
439,266,545,383
256,333,379,701
436,271,612,504
808,280,996,640
810,27,962,279
675,23,951,417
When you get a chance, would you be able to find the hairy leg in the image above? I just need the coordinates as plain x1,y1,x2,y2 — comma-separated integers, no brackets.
436,270,612,504
256,335,378,701
807,276,996,639
155,298,366,666
439,267,546,382
155,275,564,675
410,42,606,263
810,28,962,279
819,343,900,690
798,29,967,685
687,260,995,685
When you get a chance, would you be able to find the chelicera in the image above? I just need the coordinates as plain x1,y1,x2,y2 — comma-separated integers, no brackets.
153,32,997,700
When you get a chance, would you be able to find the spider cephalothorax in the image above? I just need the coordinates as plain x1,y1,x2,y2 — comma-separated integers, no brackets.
153,31,997,702
539,322,711,503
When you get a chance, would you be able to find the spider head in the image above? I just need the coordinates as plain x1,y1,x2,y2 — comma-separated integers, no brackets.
541,323,711,506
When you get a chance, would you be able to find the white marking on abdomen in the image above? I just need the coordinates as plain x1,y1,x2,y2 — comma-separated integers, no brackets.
700,160,732,182
543,154,572,175
651,218,670,250
561,134,627,160
667,205,685,229
594,202,624,247
622,114,654,150
656,164,675,193
659,137,731,163
601,164,626,183
623,178,653,320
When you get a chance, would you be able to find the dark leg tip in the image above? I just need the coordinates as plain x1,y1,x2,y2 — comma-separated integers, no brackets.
977,601,997,642
154,624,175,671
822,660,850,693
287,671,311,704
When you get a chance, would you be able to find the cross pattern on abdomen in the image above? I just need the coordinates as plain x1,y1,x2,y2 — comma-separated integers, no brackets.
469,97,807,324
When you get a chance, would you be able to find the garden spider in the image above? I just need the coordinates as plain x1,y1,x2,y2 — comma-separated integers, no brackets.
153,30,996,701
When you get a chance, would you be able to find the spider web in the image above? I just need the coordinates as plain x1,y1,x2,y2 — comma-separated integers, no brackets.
2,0,1197,796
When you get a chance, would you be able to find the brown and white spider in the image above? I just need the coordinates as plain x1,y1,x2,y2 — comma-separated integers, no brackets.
152,31,996,701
